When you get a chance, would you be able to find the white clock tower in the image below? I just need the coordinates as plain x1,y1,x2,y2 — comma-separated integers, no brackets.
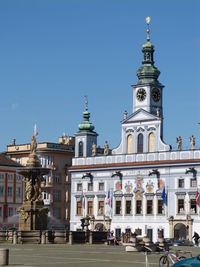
133,17,164,118
113,17,170,155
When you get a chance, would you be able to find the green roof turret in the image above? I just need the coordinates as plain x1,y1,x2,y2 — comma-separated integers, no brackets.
77,97,96,134
133,17,164,88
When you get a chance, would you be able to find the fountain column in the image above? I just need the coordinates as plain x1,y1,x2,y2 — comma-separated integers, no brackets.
17,131,50,231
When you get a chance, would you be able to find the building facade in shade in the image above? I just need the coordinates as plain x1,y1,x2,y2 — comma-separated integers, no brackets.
70,24,200,242
0,153,23,229
6,135,74,229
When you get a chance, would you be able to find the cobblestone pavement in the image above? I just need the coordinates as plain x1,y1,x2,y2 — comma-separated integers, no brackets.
0,244,199,267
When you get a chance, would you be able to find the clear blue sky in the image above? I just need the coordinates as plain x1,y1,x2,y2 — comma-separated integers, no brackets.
0,0,199,151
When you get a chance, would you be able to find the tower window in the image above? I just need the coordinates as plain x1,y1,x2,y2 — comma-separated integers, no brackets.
137,134,143,153
127,134,133,154
148,132,155,152
78,141,83,157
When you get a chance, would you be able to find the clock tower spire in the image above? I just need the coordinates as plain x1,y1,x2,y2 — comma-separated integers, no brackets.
132,17,164,117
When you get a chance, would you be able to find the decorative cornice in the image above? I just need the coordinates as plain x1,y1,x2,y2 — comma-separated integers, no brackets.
70,159,200,171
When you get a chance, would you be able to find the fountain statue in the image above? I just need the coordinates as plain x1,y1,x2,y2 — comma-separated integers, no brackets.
17,128,50,231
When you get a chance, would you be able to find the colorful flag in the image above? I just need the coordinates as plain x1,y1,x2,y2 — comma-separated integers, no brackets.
161,186,167,205
107,189,111,206
196,190,199,206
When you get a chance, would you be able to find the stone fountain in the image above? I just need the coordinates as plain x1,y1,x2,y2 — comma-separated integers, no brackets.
17,130,50,231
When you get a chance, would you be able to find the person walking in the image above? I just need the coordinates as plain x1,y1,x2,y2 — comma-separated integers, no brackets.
192,231,200,246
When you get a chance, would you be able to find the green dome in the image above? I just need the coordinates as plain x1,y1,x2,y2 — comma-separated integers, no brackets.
76,100,98,136
133,38,164,88
78,110,95,132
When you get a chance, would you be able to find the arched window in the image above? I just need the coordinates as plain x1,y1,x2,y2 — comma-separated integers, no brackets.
137,134,143,153
148,132,155,152
78,141,83,157
127,135,133,154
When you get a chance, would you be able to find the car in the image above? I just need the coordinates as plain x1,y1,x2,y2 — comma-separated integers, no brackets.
172,254,200,267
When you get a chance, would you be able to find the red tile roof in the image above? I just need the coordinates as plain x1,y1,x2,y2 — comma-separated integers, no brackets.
0,153,21,167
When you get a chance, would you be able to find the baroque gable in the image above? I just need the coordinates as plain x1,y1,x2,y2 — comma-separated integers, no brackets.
122,108,159,124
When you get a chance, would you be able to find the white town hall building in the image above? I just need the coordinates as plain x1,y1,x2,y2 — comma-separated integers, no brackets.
70,20,200,243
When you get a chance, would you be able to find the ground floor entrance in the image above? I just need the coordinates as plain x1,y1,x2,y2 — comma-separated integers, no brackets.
169,216,193,241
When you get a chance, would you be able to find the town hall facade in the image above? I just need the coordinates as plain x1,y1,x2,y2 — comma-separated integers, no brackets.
70,22,200,242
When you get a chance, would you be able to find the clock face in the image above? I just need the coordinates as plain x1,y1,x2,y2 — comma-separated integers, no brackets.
152,88,160,102
136,88,146,102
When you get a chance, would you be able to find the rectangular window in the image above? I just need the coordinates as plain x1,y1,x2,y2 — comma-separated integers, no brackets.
0,207,2,217
178,199,185,213
0,186,4,197
136,200,142,214
16,187,21,198
190,179,197,188
190,199,197,213
8,207,13,217
87,201,93,216
99,183,104,191
77,183,82,192
158,199,163,214
115,200,121,215
7,174,13,181
98,200,104,215
178,179,184,188
16,174,21,181
76,201,82,216
53,174,60,184
88,183,93,191
53,190,61,201
0,173,4,180
7,187,13,197
147,200,153,215
125,200,132,215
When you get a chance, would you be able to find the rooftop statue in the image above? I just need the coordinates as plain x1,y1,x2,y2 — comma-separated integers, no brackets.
176,136,182,151
104,141,109,156
92,142,97,156
190,135,195,150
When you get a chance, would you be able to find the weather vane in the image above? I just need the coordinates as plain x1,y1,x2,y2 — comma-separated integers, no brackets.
84,95,88,110
146,16,151,41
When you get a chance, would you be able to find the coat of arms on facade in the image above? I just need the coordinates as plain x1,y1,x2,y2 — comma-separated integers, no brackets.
115,181,122,190
146,180,154,193
158,179,164,190
125,181,133,193
134,176,144,193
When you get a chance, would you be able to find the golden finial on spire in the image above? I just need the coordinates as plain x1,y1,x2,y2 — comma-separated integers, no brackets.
146,16,151,41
